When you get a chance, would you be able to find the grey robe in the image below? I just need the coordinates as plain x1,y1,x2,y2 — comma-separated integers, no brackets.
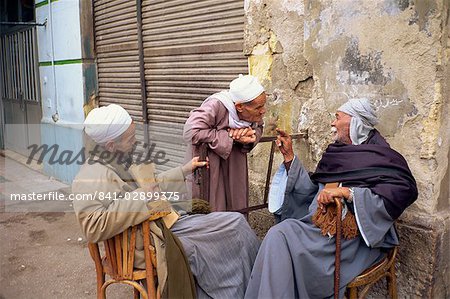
184,98,263,211
245,157,398,299
72,162,260,298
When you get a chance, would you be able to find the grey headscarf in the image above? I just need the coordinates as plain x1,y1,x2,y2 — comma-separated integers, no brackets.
337,98,378,145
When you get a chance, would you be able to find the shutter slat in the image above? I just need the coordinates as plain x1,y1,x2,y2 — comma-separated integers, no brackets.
99,92,142,100
100,87,141,94
95,2,136,21
147,86,218,95
143,27,243,46
95,18,136,32
142,3,242,26
142,14,243,35
147,80,229,89
146,67,247,76
94,0,142,122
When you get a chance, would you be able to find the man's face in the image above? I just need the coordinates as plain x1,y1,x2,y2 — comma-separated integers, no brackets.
111,122,136,154
236,92,267,123
331,111,352,144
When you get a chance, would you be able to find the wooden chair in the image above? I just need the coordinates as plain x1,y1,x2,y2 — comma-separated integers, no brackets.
332,196,398,299
88,219,158,299
346,246,398,299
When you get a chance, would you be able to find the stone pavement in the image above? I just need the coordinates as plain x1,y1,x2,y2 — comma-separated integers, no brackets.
0,153,130,298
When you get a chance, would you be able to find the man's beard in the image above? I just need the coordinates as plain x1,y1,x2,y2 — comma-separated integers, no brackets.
331,127,351,144
331,127,339,142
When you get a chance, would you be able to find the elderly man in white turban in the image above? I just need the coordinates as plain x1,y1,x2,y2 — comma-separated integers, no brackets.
183,74,267,211
245,98,418,298
72,104,260,299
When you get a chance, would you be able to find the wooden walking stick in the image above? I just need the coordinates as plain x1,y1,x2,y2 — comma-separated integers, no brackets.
198,143,209,202
334,195,343,299
312,182,358,298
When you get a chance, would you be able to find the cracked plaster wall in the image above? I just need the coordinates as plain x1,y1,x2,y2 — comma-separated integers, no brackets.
245,0,449,297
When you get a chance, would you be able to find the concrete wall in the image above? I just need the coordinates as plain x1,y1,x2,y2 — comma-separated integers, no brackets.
35,0,95,183
245,0,449,297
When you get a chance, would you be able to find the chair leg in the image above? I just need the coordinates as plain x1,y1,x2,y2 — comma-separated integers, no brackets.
100,281,109,299
347,286,357,299
97,274,105,299
388,264,398,299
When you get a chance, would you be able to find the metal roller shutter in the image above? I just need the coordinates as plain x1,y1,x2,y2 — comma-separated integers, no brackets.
142,0,248,172
93,0,143,122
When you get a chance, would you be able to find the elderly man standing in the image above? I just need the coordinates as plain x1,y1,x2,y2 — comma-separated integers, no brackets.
183,74,266,211
72,104,260,299
245,98,418,298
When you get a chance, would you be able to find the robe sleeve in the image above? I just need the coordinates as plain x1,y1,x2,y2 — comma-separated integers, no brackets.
156,166,187,194
352,187,398,248
285,156,318,196
271,156,318,221
183,99,233,160
72,164,174,243
72,167,153,243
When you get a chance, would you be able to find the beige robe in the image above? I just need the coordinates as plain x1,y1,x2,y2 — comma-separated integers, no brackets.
183,98,263,211
72,162,186,291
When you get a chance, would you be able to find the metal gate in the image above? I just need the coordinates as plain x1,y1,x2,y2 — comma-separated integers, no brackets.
0,27,42,156
93,0,247,172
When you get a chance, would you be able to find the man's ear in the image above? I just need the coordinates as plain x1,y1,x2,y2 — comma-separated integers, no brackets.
235,103,244,112
104,140,116,152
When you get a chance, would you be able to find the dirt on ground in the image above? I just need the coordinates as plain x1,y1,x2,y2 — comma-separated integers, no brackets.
0,155,133,299
0,208,136,299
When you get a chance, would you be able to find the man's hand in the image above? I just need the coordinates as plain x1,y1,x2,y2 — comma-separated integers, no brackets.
181,156,208,176
317,187,350,213
229,127,257,144
275,128,294,162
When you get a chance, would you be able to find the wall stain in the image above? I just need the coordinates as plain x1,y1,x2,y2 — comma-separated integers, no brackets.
397,0,411,11
339,39,391,85
408,0,436,35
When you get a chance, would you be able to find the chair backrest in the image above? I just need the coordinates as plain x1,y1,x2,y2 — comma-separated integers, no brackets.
88,223,140,281
88,219,158,299
105,225,138,280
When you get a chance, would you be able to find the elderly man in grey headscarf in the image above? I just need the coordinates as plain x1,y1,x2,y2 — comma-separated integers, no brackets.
183,74,267,212
245,98,417,298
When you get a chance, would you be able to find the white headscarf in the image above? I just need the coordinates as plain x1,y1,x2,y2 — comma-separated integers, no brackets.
203,74,265,129
337,98,378,145
84,104,132,144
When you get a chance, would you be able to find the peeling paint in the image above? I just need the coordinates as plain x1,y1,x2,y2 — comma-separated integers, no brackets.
282,0,304,15
382,0,411,15
312,7,344,50
298,105,310,128
420,81,443,159
249,43,273,83
268,31,282,53
248,32,281,83
414,0,437,33
244,0,261,13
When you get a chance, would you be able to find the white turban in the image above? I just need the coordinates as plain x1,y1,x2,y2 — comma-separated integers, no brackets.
84,104,132,144
337,98,378,145
202,74,265,129
229,74,265,103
